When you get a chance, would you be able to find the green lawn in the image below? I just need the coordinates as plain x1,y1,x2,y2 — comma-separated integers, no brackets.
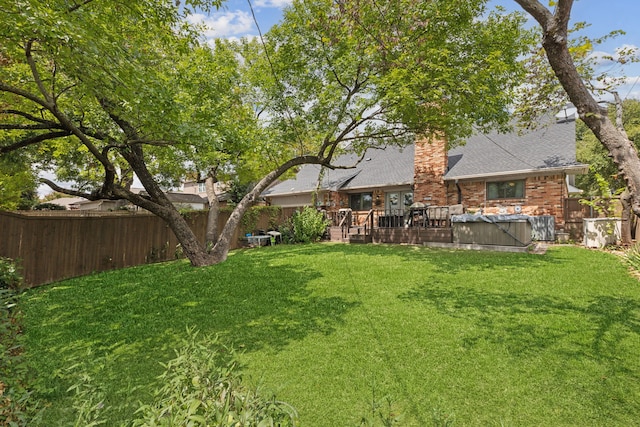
19,244,640,426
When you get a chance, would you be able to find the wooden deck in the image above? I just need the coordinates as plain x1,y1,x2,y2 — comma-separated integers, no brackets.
328,226,452,245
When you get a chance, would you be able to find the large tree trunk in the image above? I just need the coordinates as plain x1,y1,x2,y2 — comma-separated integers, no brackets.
621,188,633,245
209,155,325,263
205,172,220,249
515,0,640,219
119,145,215,266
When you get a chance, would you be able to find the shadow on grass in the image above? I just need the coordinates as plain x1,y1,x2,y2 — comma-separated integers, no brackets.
400,284,640,354
22,246,360,421
27,249,359,357
399,283,640,417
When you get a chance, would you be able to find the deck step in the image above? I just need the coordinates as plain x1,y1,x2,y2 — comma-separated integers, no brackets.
348,233,372,244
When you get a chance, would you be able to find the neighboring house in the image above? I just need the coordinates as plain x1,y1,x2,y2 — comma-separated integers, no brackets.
48,191,207,212
133,189,209,210
70,199,123,211
263,114,588,233
47,197,125,211
47,197,87,210
181,180,230,206
163,192,209,211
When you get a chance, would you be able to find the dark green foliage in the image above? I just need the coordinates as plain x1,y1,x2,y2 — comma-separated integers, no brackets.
227,178,255,205
285,206,330,244
576,99,640,194
32,202,66,211
0,257,22,291
0,287,40,426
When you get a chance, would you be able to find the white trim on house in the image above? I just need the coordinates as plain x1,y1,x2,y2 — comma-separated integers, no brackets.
443,165,588,182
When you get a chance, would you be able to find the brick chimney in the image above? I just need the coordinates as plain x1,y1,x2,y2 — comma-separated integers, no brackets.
413,135,448,206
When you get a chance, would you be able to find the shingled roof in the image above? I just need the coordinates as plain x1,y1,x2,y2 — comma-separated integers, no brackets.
445,118,587,180
263,145,414,197
264,117,586,196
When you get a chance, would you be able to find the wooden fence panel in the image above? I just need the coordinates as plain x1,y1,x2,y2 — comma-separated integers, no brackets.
0,208,293,288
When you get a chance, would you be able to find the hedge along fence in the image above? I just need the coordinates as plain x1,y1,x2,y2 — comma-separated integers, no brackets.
0,206,292,288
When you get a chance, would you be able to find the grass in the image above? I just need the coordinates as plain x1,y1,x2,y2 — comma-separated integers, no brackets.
18,243,640,426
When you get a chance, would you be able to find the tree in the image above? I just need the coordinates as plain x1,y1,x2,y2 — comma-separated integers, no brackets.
575,99,640,243
513,0,640,221
0,0,253,266
0,151,37,210
576,99,640,194
1,0,530,267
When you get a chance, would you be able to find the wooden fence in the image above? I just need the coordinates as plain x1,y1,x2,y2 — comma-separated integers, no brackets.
0,207,296,288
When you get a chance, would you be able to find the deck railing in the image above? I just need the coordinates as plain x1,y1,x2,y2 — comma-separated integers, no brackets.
327,206,455,229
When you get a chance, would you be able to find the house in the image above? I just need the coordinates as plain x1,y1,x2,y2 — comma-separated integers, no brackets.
47,197,88,210
181,180,231,206
46,191,208,212
263,115,588,239
160,192,209,211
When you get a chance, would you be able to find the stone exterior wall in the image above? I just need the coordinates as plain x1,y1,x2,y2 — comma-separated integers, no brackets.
413,137,448,206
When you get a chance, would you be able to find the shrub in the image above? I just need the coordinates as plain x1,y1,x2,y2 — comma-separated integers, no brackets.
288,207,330,244
32,202,65,210
0,287,41,426
133,328,297,426
62,329,297,426
625,241,640,272
0,257,23,291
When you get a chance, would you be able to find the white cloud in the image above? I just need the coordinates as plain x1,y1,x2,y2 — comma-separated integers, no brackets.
205,34,258,49
589,44,639,66
254,0,292,7
187,10,254,38
618,75,640,100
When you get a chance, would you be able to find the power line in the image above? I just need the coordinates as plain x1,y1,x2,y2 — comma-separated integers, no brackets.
624,75,640,99
246,0,305,151
471,124,538,170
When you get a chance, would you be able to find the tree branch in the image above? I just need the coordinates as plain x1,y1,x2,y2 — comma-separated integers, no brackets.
0,131,71,154
0,109,54,124
68,0,97,13
39,179,94,199
25,39,54,105
512,0,554,30
555,0,575,32
0,123,64,130
0,81,52,111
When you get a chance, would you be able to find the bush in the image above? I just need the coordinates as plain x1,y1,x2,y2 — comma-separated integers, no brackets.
1,287,41,426
133,328,297,426
287,207,330,244
0,257,23,291
625,241,640,272
32,202,65,210
63,328,297,426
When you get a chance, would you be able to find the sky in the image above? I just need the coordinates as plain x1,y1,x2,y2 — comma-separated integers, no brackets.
193,0,640,100
38,0,640,196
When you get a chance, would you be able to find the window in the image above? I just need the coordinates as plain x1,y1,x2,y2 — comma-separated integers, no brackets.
486,180,525,200
197,182,206,193
385,191,413,212
349,193,373,210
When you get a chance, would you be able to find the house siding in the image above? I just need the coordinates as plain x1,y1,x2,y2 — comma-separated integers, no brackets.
446,174,567,228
